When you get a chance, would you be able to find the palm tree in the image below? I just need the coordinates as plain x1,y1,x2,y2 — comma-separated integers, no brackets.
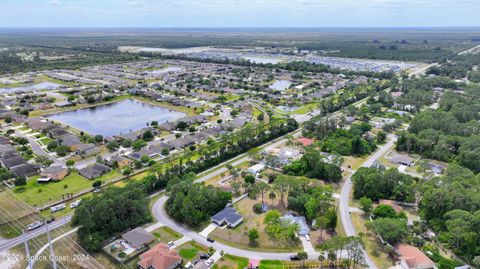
318,254,325,269
268,191,276,206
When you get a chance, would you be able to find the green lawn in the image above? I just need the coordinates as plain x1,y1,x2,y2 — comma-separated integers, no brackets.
151,226,182,243
38,137,53,146
13,172,92,207
213,254,249,269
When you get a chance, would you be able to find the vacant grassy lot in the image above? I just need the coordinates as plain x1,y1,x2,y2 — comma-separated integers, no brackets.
13,172,92,207
213,254,249,269
177,241,208,261
151,226,182,243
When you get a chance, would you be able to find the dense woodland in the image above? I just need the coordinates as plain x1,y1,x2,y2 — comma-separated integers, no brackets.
166,180,232,227
396,90,480,173
420,164,480,261
71,183,151,252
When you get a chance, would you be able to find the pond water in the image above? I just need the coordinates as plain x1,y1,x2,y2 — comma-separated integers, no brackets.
46,99,185,136
145,67,183,75
0,82,62,94
277,105,299,112
269,80,292,91
243,56,281,64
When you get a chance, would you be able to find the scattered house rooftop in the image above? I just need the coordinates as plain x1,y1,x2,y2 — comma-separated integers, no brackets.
247,163,265,175
11,163,40,178
391,154,415,167
1,155,25,169
297,137,314,147
138,243,182,269
394,243,437,269
379,199,403,213
78,163,111,179
211,207,243,228
122,227,155,249
280,213,309,236
40,165,68,181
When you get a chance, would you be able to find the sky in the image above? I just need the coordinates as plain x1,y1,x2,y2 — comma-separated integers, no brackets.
0,0,479,28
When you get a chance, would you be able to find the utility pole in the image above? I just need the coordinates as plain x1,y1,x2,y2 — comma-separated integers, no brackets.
46,224,58,269
23,231,32,269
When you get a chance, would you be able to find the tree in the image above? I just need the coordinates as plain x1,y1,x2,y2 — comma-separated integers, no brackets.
94,135,103,143
316,216,329,242
265,154,280,173
14,176,26,187
132,139,146,151
359,197,373,215
92,180,102,188
106,141,119,151
66,160,75,169
372,204,398,219
176,121,189,131
297,251,308,267
121,139,132,148
55,145,68,157
123,167,133,176
244,174,255,185
142,130,154,141
47,140,58,151
248,228,259,242
269,191,276,206
368,218,407,244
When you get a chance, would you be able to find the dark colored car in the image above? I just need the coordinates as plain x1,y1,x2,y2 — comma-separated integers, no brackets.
206,237,215,243
290,255,300,261
199,253,210,259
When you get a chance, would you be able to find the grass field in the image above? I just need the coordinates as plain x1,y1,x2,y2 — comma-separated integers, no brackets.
177,241,208,261
213,254,249,269
13,172,92,207
150,226,182,243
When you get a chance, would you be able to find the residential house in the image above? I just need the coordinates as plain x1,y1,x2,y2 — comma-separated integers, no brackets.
40,166,69,181
11,163,40,178
297,137,314,147
122,227,155,249
58,135,82,151
78,163,111,180
391,154,415,167
75,143,100,156
211,207,243,228
1,155,25,169
280,213,309,236
394,244,437,269
137,243,182,269
109,155,133,168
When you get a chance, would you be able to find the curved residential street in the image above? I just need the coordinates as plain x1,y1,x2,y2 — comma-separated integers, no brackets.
339,134,397,269
152,196,307,260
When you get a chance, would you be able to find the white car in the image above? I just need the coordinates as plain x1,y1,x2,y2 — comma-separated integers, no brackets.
70,199,81,208
167,241,175,247
184,261,192,268
50,203,66,213
26,221,44,231
205,258,214,267
305,234,310,241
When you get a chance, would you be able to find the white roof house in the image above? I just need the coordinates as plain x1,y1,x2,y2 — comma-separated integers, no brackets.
247,163,265,175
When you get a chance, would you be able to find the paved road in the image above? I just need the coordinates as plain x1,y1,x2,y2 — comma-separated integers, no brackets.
13,130,65,167
339,134,397,269
152,196,304,260
0,215,72,252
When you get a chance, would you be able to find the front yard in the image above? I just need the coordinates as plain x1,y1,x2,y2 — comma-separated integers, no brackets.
210,197,302,252
13,172,92,207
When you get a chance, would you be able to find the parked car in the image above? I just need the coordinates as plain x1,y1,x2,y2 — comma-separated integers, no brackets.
305,235,310,241
70,199,81,209
290,255,300,261
26,221,44,231
46,217,55,224
199,253,210,259
167,241,175,247
50,203,66,213
206,237,215,243
205,258,214,267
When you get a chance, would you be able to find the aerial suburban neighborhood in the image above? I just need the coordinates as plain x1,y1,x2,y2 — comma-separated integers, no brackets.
0,2,480,269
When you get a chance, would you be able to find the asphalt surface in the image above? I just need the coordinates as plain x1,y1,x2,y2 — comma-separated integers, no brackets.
0,215,72,252
339,134,397,269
